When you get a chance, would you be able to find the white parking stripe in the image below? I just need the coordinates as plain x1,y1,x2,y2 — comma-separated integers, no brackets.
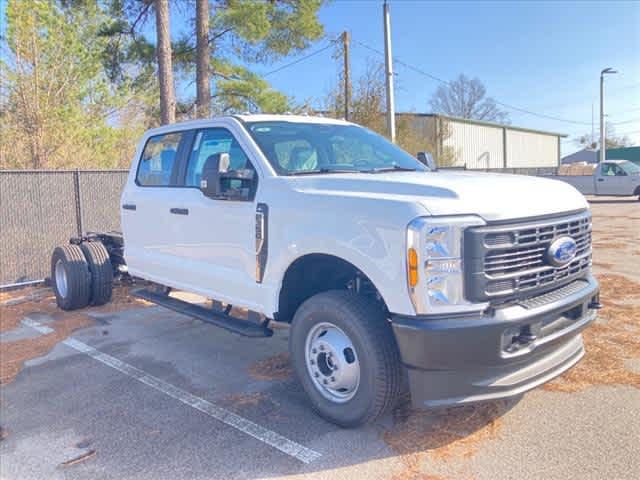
22,318,322,464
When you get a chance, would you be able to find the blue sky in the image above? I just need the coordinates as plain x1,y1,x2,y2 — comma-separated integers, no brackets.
251,0,639,156
1,0,638,156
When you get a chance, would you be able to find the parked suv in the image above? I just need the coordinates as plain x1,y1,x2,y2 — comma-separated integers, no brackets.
51,115,600,427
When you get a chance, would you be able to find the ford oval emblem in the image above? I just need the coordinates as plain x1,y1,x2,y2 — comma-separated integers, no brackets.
546,236,577,267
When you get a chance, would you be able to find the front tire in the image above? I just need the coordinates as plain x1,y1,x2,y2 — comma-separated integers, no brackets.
51,245,91,310
289,290,402,427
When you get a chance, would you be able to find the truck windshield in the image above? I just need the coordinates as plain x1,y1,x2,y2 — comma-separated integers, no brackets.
244,121,428,175
620,160,640,175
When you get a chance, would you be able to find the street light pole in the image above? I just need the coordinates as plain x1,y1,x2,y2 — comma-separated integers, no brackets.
599,67,618,163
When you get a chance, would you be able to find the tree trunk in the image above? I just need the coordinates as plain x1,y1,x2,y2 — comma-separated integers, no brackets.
155,0,175,124
195,0,210,118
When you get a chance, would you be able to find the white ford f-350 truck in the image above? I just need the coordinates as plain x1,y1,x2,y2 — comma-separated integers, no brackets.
50,114,600,427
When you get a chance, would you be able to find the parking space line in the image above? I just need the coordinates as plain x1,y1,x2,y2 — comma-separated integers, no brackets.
22,318,322,464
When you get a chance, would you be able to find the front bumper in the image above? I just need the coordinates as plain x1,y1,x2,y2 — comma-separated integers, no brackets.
391,274,599,408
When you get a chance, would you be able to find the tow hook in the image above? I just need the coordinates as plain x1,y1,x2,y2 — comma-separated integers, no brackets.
504,328,537,354
588,294,603,310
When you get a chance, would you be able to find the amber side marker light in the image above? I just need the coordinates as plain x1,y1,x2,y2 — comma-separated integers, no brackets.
407,248,418,287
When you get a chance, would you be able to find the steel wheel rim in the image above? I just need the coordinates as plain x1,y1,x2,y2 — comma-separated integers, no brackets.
55,260,68,299
304,322,360,403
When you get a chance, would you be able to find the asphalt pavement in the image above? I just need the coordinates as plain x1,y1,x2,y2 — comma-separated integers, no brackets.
1,300,638,480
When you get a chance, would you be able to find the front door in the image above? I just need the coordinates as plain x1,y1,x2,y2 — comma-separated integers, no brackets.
168,126,263,311
597,163,629,195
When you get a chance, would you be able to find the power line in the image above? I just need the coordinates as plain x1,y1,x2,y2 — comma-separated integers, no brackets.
612,117,640,125
262,41,336,78
613,107,640,115
353,38,592,126
617,129,640,136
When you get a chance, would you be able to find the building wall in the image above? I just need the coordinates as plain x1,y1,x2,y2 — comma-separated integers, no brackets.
401,114,563,169
442,120,504,168
505,129,559,167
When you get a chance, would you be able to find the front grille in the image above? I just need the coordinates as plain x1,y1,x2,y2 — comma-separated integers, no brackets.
465,211,592,303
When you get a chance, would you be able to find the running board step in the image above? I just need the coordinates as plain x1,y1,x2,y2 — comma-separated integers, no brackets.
132,289,273,338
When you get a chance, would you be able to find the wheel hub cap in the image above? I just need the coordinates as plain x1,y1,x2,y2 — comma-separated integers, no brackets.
55,259,68,299
305,323,360,403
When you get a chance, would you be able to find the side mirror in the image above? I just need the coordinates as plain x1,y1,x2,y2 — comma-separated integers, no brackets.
417,151,437,171
200,152,254,200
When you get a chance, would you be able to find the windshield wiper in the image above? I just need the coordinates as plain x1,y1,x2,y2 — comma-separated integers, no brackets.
363,165,418,173
288,168,357,176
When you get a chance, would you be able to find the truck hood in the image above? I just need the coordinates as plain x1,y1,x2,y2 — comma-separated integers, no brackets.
290,170,589,222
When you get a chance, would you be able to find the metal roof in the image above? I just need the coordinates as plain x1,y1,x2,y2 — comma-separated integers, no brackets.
603,146,640,163
396,112,568,138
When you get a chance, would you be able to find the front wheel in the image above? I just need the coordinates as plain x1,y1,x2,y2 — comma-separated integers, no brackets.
289,290,403,427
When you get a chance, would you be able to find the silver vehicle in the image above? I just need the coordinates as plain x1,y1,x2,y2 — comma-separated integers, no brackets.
553,160,640,199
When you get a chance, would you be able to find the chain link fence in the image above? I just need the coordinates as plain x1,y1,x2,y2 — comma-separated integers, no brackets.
0,170,128,287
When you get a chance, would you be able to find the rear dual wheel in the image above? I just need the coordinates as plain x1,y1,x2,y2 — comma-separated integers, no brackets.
51,245,92,310
51,242,113,310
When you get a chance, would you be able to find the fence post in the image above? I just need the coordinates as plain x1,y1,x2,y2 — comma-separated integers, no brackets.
73,169,84,237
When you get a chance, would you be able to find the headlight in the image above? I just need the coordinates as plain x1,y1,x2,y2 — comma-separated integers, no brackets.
407,216,488,315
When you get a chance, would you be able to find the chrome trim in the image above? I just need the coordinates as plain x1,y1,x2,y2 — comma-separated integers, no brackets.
255,203,268,283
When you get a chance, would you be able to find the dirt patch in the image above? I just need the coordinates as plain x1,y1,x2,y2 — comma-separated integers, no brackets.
0,285,151,385
0,286,48,304
0,286,150,333
248,352,292,381
384,399,509,479
592,261,615,270
543,274,640,393
598,274,640,302
0,312,95,385
390,463,446,480
592,241,629,250
0,426,8,441
0,293,58,333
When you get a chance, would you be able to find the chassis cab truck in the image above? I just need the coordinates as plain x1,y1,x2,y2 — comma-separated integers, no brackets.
51,115,601,427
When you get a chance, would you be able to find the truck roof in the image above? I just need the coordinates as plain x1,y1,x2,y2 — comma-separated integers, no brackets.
235,113,351,125
144,114,351,137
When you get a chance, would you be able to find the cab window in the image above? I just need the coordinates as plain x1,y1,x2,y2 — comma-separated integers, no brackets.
137,132,183,186
601,163,626,176
185,128,252,187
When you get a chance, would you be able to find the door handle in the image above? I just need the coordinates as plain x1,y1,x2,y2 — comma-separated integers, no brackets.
122,204,136,211
170,207,189,215
597,178,604,182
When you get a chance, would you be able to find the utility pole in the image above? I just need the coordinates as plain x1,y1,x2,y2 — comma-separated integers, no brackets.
591,102,594,148
383,1,396,143
600,67,618,163
342,31,351,121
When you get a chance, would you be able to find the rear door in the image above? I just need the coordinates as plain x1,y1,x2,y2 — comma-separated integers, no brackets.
596,163,630,195
166,124,265,311
121,129,194,284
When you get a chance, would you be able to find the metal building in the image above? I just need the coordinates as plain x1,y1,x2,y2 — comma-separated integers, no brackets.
400,113,567,169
